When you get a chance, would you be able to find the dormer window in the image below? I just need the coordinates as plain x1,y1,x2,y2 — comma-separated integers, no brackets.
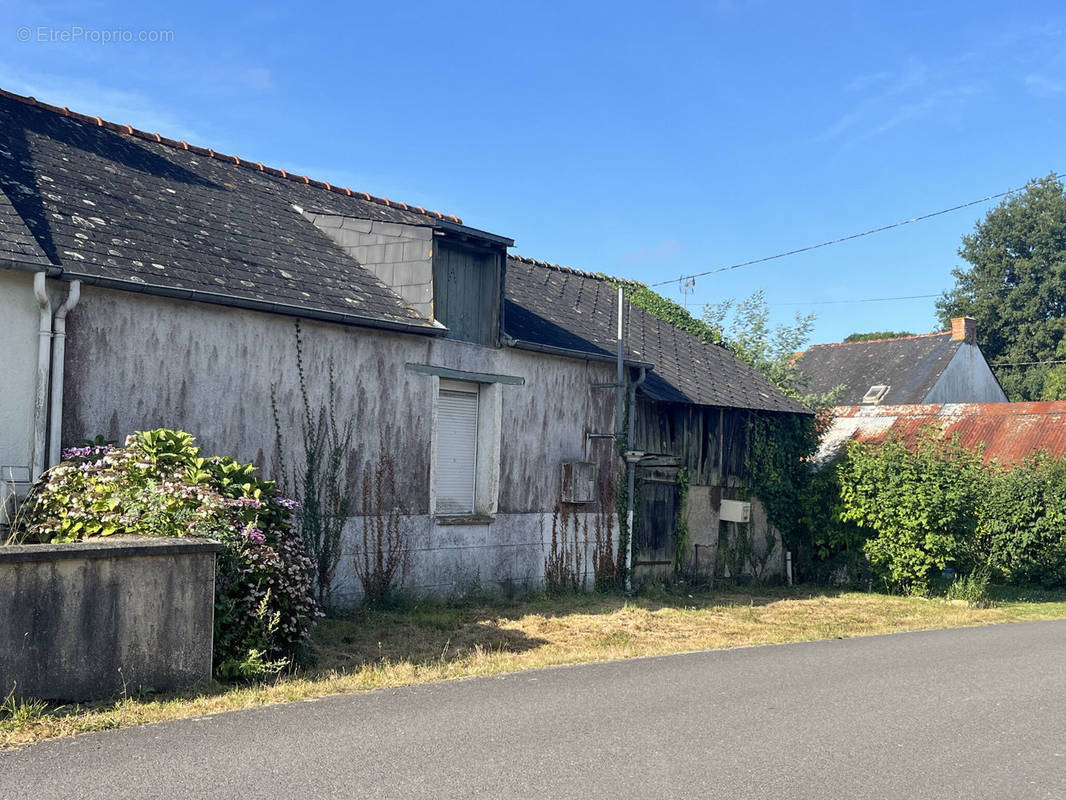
862,384,890,404
432,239,502,346
300,211,511,347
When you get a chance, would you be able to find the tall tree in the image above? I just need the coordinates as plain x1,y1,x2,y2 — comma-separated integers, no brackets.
703,288,835,404
937,174,1066,400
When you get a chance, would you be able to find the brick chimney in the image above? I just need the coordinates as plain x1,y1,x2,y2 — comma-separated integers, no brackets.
950,316,977,344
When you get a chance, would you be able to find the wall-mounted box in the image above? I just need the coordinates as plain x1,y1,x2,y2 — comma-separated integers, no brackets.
560,461,596,503
720,499,751,523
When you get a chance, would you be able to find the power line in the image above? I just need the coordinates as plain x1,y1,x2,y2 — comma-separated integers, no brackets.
759,283,1016,308
993,359,1066,367
775,292,939,306
649,172,1065,289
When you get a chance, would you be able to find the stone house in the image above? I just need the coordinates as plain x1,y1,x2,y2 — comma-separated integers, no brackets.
0,88,809,598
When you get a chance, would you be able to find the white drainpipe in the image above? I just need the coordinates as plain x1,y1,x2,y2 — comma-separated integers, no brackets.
31,272,52,479
48,280,81,468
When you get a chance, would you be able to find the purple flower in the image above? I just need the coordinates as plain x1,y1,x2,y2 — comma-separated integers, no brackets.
62,444,114,461
242,524,266,546
274,497,299,510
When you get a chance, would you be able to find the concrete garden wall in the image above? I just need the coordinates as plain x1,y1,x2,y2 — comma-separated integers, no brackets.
0,537,221,701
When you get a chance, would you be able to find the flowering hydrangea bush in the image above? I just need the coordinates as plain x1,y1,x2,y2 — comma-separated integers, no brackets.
16,429,320,679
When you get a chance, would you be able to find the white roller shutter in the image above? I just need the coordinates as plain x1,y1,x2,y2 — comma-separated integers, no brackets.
436,383,478,514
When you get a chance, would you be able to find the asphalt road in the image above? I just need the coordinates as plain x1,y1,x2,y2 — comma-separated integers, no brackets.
3,620,1064,799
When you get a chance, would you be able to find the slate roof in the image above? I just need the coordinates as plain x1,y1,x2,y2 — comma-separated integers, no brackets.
816,402,1066,465
0,185,50,266
794,333,961,405
0,89,455,331
505,256,810,414
0,88,808,416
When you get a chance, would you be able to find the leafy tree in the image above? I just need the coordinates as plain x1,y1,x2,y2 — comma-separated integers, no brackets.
937,174,1066,400
703,288,839,404
842,331,915,343
1041,362,1066,400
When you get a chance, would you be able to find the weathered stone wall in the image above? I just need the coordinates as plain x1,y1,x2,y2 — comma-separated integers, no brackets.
0,537,220,700
681,489,785,581
338,510,618,602
63,287,619,599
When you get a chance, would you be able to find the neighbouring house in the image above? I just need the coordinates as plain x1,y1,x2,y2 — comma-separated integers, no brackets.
0,88,809,598
815,401,1066,466
794,318,1007,406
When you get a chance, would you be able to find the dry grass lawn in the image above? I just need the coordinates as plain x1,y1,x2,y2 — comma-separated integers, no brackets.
4,586,1065,749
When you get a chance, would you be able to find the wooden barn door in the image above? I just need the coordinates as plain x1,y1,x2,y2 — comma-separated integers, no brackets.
633,468,680,579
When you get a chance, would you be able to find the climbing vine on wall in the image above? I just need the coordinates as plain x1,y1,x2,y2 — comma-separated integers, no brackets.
673,467,691,575
745,410,824,558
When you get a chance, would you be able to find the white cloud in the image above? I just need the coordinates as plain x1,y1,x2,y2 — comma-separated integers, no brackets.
1026,73,1066,95
844,71,892,92
815,60,981,144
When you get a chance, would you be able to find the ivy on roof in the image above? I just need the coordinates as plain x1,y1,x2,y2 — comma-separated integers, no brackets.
608,279,722,346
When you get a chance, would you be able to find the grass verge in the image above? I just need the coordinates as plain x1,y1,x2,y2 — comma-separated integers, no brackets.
4,586,1065,749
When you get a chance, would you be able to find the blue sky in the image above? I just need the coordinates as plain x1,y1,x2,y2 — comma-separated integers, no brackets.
2,1,1064,345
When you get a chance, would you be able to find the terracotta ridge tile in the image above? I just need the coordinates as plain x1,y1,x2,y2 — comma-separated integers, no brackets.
0,86,462,225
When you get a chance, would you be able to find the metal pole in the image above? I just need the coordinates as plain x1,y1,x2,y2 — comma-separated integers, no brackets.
616,286,624,438
624,367,647,595
617,286,630,592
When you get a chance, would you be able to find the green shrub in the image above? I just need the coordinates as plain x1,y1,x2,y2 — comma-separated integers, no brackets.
13,430,320,680
838,428,988,593
978,453,1066,588
796,454,870,585
945,567,992,606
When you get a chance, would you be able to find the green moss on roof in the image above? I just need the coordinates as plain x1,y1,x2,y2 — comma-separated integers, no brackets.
608,279,721,346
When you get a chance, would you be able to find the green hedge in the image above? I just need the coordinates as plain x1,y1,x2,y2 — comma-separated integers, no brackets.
828,427,1066,592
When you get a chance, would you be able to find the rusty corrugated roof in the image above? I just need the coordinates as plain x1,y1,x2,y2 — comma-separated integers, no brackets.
817,402,1066,465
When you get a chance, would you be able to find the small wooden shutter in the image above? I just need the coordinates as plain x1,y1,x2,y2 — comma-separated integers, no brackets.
436,382,479,514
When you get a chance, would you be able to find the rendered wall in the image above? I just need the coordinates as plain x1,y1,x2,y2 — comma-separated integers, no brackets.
0,270,40,521
63,287,619,599
925,343,1008,403
0,537,220,700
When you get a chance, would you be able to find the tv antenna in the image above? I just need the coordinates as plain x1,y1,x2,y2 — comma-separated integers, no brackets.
679,277,696,309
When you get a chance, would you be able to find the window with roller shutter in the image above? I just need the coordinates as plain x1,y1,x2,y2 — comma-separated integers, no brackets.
435,380,479,514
